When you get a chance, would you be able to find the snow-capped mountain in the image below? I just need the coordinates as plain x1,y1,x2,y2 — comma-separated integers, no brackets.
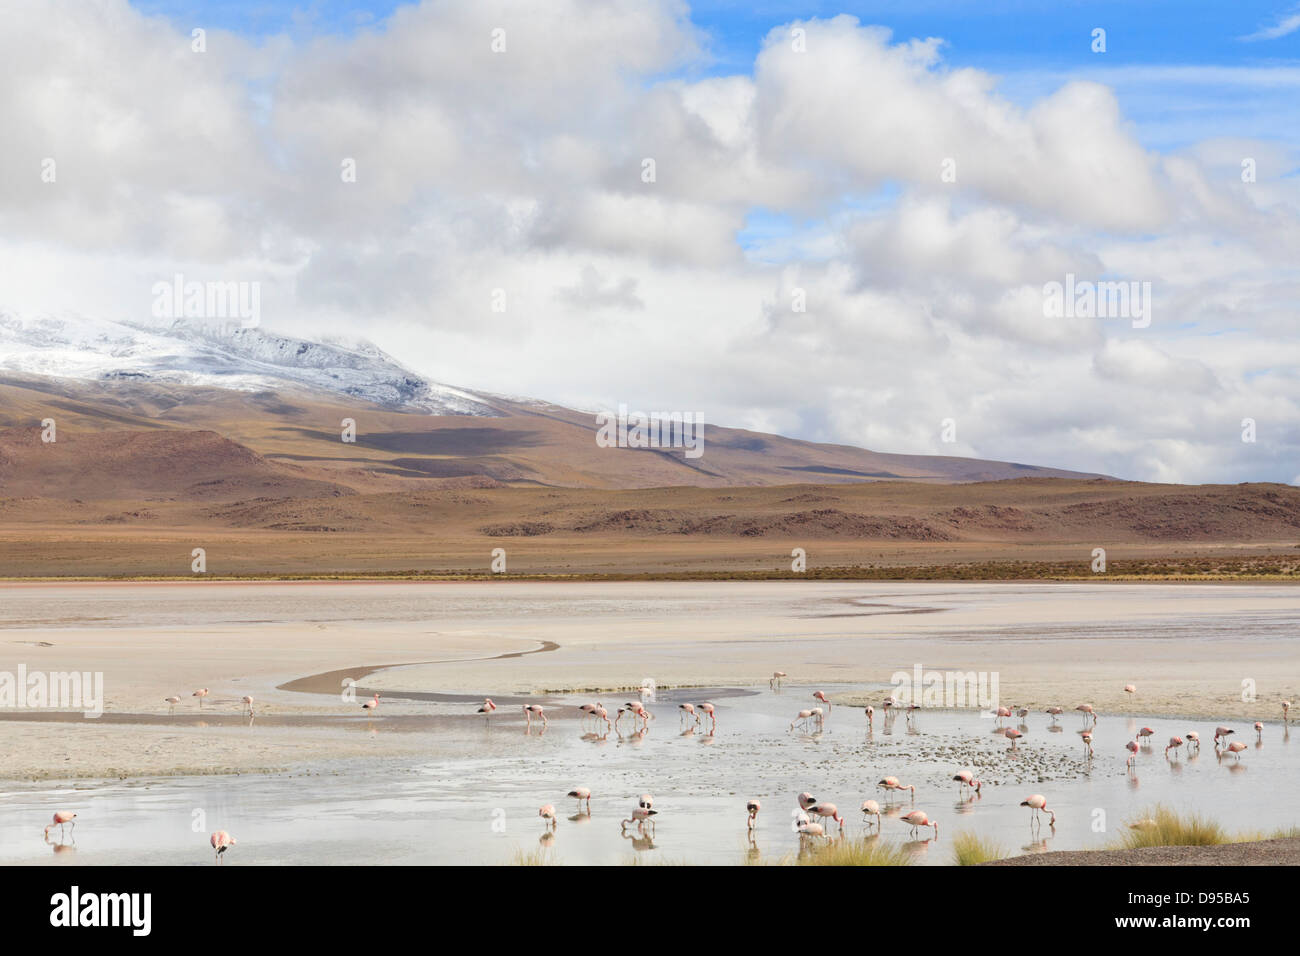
0,313,499,416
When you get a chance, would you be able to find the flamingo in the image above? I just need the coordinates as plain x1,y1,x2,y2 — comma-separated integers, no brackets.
1223,741,1247,761
1213,726,1234,746
899,810,938,839
790,709,815,731
477,698,497,722
621,805,657,834
1003,727,1024,749
864,705,874,728
1081,731,1094,757
638,793,654,811
538,804,557,830
877,777,915,803
210,830,236,863
1255,721,1264,741
952,769,981,795
591,705,611,731
808,706,825,730
813,690,832,712
797,819,826,838
696,701,716,731
1020,794,1056,828
1137,726,1155,745
678,703,696,725
1045,705,1064,723
770,671,786,689
1185,730,1200,751
1075,703,1097,724
906,703,922,726
1125,739,1139,771
361,693,379,713
746,799,760,829
192,688,210,708
567,787,592,811
523,704,547,728
1015,707,1029,722
44,811,76,840
1284,701,1291,724
807,802,844,829
1165,735,1184,757
797,792,818,811
241,695,254,716
860,799,882,830
995,705,1012,726
164,695,181,714
1124,684,1136,695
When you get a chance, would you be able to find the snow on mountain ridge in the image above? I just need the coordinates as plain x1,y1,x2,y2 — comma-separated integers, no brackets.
0,312,499,416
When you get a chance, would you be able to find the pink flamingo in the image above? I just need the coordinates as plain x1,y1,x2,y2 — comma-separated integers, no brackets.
877,777,915,803
538,804,557,830
1045,706,1064,723
995,705,1012,726
523,704,547,728
1075,703,1097,725
678,703,696,725
210,830,236,863
567,787,591,811
746,799,760,830
192,688,209,708
1003,727,1024,749
361,693,379,713
1185,730,1200,751
860,799,882,830
1283,701,1291,723
1223,741,1247,761
1124,684,1136,695
899,809,938,839
164,695,181,714
1213,725,1234,745
638,793,654,811
864,705,874,728
1255,721,1264,741
807,802,844,829
1081,731,1094,757
797,819,826,838
1125,739,1139,771
477,698,497,724
44,811,76,839
697,701,716,731
808,706,825,730
790,708,815,731
769,671,786,689
591,705,611,731
906,703,922,725
1020,794,1056,828
1165,735,1184,757
242,695,254,716
952,769,981,795
1137,726,1155,745
621,805,657,834
813,690,831,712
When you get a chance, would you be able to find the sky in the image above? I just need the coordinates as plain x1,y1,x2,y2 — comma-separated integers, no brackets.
2,0,1298,483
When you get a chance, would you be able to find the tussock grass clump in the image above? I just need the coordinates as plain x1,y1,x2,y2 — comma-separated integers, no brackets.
1111,805,1228,849
510,847,556,866
796,838,914,867
951,831,1007,865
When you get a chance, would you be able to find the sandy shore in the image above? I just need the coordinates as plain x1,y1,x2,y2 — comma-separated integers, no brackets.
0,580,1296,780
988,837,1300,866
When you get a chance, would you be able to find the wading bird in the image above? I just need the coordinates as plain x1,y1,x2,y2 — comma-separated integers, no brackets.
899,809,938,839
770,671,786,689
746,799,760,830
807,802,844,830
567,787,591,812
1137,726,1155,745
1284,701,1291,723
1255,721,1264,741
952,770,981,795
1075,703,1097,725
477,698,497,723
1223,741,1247,761
1125,739,1139,771
1165,735,1184,757
538,804,557,830
697,701,716,731
1213,726,1234,746
1003,727,1024,749
1020,794,1056,828
210,830,236,863
877,777,915,803
242,695,255,716
192,688,209,708
1124,684,1136,695
44,811,76,840
813,690,831,712
622,805,657,834
164,695,181,714
864,705,874,728
790,709,815,732
362,693,380,713
1045,706,1064,723
860,799,881,830
678,703,696,725
523,704,547,728
1081,731,1094,758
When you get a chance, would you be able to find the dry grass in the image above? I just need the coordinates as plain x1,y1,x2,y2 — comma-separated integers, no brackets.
794,837,915,866
952,831,1007,865
509,847,557,866
1111,805,1228,849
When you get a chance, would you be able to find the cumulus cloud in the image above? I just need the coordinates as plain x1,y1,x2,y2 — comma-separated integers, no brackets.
1,0,1298,484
